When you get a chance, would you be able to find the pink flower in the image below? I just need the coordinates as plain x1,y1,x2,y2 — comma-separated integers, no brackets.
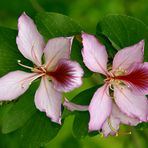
64,32,148,136
0,13,83,124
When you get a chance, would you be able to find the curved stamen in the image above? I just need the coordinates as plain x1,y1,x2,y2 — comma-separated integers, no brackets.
107,118,131,136
17,60,33,70
107,118,117,133
17,60,46,74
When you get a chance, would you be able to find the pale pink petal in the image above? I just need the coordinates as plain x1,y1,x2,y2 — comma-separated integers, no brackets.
112,103,139,126
0,71,40,101
116,63,148,95
89,84,112,131
16,12,45,66
114,85,148,122
102,116,120,137
48,59,83,92
44,37,72,69
63,98,88,111
35,77,62,124
82,32,108,75
113,40,144,70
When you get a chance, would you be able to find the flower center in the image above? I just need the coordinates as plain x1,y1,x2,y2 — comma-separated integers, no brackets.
104,67,126,87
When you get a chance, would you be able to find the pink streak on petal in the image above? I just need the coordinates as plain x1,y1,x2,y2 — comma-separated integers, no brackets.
113,40,144,70
44,37,72,69
82,32,108,75
63,98,88,111
116,63,148,95
16,12,45,66
88,84,112,131
0,71,40,101
114,85,148,122
48,59,83,92
35,77,62,124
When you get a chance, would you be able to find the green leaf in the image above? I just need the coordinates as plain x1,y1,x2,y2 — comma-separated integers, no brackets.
71,38,92,77
0,27,32,76
35,12,82,39
71,86,99,138
1,81,61,147
73,112,89,138
72,85,99,105
136,122,148,130
96,15,148,60
2,81,39,134
17,111,61,148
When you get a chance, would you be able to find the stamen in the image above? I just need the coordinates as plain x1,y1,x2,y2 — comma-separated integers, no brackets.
109,84,114,91
115,131,131,136
107,118,117,133
17,60,33,70
107,118,131,137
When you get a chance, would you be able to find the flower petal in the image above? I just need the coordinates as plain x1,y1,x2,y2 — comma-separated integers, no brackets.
0,71,40,101
63,98,88,111
102,116,120,137
89,84,112,131
116,62,148,95
48,59,83,92
113,40,144,70
44,37,72,69
82,32,108,75
16,12,45,66
114,85,148,122
112,103,139,126
35,77,62,124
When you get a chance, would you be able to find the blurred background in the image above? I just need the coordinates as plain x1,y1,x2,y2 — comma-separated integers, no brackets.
0,0,148,147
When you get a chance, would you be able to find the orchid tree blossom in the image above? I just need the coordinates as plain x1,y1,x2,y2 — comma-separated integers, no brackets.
64,32,148,136
0,13,83,124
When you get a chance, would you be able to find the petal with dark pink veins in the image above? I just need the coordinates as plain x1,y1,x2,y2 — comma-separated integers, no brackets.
116,62,148,95
48,59,83,92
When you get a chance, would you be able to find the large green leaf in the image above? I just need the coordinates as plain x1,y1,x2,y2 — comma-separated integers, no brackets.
1,81,38,134
0,27,32,76
35,12,82,39
17,111,61,148
96,15,148,60
1,81,61,147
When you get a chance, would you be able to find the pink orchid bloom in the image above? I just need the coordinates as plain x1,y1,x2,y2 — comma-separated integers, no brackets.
0,13,83,124
82,33,148,131
64,32,148,135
